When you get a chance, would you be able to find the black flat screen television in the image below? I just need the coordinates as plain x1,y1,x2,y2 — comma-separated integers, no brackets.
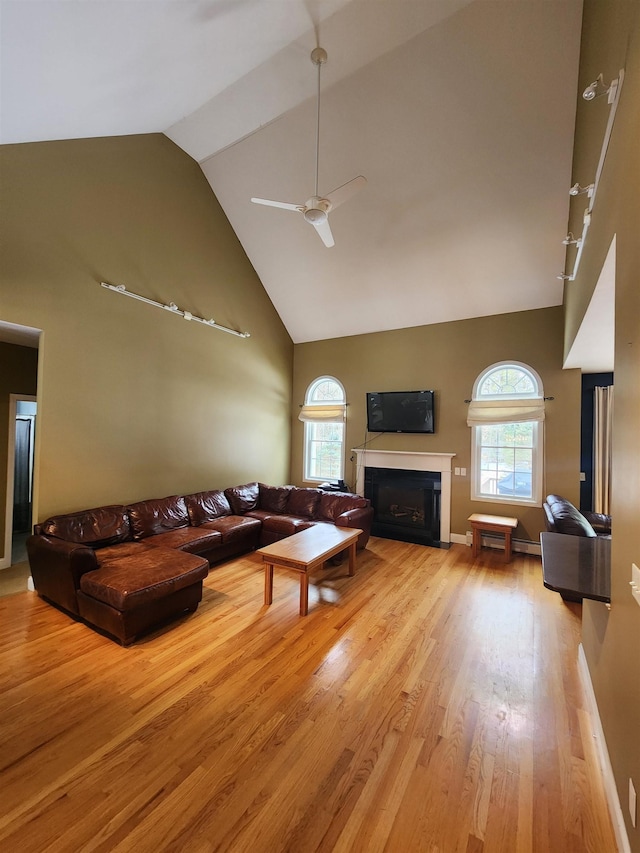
366,390,435,434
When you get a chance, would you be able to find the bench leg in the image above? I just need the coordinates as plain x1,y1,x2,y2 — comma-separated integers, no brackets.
504,530,513,562
471,525,481,558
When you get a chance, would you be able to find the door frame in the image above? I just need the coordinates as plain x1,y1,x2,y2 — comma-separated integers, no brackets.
2,394,37,569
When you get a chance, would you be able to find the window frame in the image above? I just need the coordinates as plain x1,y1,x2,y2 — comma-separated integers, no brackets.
470,361,544,508
302,375,346,484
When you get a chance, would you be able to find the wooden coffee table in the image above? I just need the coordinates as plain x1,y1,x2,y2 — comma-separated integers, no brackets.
258,525,362,616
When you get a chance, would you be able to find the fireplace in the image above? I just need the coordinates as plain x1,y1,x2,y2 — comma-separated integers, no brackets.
352,449,455,544
365,467,443,547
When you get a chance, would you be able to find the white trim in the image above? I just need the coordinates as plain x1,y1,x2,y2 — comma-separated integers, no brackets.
470,361,544,507
303,376,346,482
578,643,631,853
2,394,37,570
352,449,454,543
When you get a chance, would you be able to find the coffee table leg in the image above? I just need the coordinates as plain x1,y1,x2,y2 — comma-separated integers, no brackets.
264,563,274,605
299,571,309,616
348,542,356,577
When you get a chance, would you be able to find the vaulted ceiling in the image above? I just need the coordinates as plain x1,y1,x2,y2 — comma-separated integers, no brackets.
1,0,584,344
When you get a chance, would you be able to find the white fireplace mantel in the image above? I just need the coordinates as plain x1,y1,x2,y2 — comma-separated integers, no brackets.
352,449,456,543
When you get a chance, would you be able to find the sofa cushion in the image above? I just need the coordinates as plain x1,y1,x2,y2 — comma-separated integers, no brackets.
127,495,190,541
258,514,316,536
583,510,612,536
184,490,232,526
80,548,208,611
200,515,262,544
144,526,223,555
96,541,158,566
40,505,132,549
285,488,322,519
225,482,259,514
545,494,597,537
258,483,292,513
316,492,369,522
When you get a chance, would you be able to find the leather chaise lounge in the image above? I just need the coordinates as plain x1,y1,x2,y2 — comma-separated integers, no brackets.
27,483,373,645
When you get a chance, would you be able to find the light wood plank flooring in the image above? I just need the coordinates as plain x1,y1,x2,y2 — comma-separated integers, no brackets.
0,539,616,852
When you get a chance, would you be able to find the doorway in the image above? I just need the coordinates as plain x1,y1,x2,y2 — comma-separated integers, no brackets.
12,398,37,563
3,394,37,568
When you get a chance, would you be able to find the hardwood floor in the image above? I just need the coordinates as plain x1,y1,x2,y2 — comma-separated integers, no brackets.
0,539,616,852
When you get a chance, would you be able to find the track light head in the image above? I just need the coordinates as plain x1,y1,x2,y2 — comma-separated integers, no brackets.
582,73,618,103
569,182,595,197
562,232,581,246
557,273,572,281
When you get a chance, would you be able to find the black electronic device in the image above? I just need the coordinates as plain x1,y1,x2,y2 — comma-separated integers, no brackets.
366,390,435,434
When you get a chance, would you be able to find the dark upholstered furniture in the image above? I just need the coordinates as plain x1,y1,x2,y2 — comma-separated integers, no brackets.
540,496,612,603
542,494,611,538
27,483,372,645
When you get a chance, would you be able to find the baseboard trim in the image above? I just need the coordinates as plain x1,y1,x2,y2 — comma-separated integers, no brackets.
578,643,631,853
450,532,541,556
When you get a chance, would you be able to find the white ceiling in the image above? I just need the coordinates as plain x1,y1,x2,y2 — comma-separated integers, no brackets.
1,0,587,348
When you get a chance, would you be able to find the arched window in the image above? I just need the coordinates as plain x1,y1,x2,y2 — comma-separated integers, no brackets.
299,376,346,483
468,362,544,506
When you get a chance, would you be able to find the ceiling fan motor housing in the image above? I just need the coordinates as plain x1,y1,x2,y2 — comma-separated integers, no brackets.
304,196,330,224
304,207,328,225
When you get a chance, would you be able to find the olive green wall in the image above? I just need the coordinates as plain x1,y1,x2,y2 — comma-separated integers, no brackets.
0,134,293,541
569,2,640,850
292,306,581,542
0,343,38,559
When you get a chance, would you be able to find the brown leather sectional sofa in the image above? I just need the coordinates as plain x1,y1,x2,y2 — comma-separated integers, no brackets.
26,482,373,645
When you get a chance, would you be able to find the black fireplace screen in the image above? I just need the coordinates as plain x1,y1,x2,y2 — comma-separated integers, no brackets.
364,467,442,547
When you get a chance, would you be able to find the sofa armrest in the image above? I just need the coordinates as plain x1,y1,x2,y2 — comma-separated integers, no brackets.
583,511,612,536
335,506,374,550
26,535,98,615
542,502,557,533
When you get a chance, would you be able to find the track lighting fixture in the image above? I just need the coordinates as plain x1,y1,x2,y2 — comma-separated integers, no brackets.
569,182,594,197
557,274,572,281
582,73,618,103
100,282,250,337
562,232,581,246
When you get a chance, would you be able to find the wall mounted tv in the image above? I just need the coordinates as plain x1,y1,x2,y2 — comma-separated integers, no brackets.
366,390,435,434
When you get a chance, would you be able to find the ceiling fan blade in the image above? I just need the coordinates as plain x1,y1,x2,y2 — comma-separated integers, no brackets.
324,176,367,210
251,197,302,212
312,217,335,248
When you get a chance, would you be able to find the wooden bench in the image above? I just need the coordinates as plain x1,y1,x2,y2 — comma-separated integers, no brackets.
468,513,518,562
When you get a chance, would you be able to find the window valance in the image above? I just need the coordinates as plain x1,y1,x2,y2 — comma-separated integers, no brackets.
299,403,346,422
466,398,545,426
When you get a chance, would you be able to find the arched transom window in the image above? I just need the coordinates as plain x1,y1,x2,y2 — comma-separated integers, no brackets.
299,376,346,483
468,362,544,506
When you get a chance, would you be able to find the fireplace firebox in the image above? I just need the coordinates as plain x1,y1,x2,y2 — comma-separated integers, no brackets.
364,467,443,547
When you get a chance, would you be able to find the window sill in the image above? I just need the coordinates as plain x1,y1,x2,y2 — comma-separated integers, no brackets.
471,494,541,509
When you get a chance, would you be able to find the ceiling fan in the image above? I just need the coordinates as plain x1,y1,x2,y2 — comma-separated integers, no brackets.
251,47,366,248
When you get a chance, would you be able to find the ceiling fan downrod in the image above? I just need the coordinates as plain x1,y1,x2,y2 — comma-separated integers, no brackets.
249,44,366,248
311,47,327,199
